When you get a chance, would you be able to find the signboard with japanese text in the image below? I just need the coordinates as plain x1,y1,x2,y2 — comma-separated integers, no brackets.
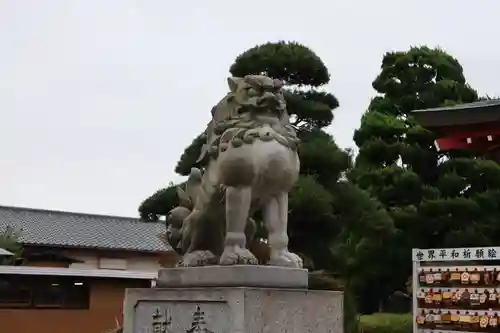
412,246,500,333
412,247,500,262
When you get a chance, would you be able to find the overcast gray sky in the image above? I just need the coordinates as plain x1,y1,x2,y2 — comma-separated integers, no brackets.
1,0,499,217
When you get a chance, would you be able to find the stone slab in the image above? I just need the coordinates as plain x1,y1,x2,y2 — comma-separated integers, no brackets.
123,287,343,333
156,265,308,289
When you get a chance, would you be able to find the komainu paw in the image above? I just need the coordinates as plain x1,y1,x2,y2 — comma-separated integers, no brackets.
219,245,258,265
268,249,303,268
178,250,218,267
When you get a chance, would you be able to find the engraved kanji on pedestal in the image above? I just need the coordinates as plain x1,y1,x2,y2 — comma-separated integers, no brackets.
146,304,217,333
185,305,214,333
151,307,172,333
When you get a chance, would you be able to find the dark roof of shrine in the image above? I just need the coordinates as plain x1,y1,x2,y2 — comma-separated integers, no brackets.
0,205,172,253
412,99,500,128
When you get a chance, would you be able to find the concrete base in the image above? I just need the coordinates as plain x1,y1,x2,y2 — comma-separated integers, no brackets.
124,287,343,333
123,266,343,333
156,265,309,289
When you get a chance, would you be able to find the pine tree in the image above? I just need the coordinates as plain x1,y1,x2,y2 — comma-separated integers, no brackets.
350,46,500,312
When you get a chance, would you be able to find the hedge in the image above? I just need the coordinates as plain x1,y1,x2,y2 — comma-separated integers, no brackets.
359,313,412,333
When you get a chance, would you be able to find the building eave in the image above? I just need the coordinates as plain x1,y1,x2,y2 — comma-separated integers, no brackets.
412,100,500,128
22,242,172,255
0,266,158,280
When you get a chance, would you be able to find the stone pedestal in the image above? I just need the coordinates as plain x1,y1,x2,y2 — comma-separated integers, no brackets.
123,265,343,333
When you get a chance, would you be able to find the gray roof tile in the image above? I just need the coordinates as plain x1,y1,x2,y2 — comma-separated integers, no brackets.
413,99,500,113
0,206,172,253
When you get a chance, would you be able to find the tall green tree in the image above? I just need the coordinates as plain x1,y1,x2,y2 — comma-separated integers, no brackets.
139,41,393,275
350,46,500,312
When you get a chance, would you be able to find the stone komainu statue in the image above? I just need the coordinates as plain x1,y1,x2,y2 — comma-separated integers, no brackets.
166,75,302,268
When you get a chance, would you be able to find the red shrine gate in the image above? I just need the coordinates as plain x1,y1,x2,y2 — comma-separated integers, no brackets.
412,99,500,160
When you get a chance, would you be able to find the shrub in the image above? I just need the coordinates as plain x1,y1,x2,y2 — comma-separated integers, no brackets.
359,313,412,333
0,226,23,265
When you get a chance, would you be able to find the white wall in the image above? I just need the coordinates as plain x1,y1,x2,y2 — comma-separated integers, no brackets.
68,254,99,269
126,257,160,272
64,250,161,272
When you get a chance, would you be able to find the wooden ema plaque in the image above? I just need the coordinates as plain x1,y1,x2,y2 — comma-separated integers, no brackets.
413,247,500,333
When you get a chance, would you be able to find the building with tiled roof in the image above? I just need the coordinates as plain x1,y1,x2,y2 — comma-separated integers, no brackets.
0,205,177,333
0,205,172,253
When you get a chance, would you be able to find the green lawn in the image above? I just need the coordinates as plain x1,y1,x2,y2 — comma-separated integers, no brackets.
359,313,412,333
